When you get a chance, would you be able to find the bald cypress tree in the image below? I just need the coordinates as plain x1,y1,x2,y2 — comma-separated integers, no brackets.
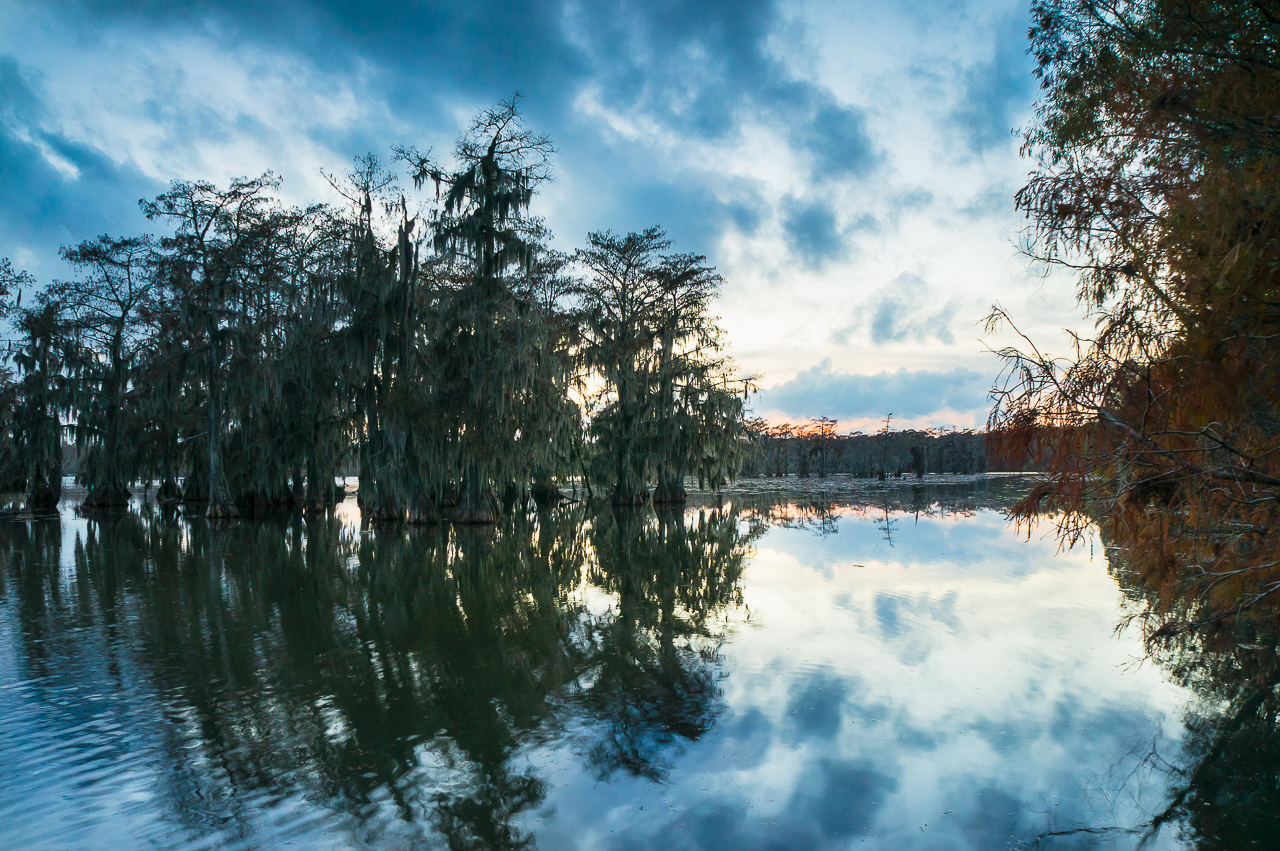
12,297,70,512
1,99,753,520
575,229,750,504
574,228,669,505
142,175,282,519
0,259,32,490
403,96,558,522
54,236,158,507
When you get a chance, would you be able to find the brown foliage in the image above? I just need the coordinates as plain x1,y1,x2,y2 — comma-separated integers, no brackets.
990,0,1280,632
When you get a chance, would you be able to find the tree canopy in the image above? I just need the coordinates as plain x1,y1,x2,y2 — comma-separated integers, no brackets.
989,0,1280,632
0,98,752,519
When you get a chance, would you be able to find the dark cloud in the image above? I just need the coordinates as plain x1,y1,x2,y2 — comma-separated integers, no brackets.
950,6,1036,154
0,56,160,278
782,197,844,268
726,199,764,234
67,0,579,106
715,707,774,769
758,360,992,420
614,755,897,851
786,674,847,740
57,0,881,178
959,787,1030,846
787,757,898,839
798,101,878,178
874,593,904,637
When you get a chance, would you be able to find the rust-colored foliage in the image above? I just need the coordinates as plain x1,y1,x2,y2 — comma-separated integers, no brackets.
990,1,1280,635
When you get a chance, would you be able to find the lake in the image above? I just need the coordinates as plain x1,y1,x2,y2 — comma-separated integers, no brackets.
0,476,1271,849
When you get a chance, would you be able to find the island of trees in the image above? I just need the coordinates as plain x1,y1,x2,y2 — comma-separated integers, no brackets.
0,99,755,521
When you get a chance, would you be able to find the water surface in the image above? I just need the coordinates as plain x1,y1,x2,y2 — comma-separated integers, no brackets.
0,477,1267,849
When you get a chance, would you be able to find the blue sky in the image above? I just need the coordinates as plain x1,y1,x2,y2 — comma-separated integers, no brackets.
0,0,1078,431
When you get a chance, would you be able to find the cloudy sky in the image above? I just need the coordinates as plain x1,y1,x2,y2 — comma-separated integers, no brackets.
0,0,1081,431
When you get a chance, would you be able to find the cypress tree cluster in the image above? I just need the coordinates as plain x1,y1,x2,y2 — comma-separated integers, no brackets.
0,99,750,519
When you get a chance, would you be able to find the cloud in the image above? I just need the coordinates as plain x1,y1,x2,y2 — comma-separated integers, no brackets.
788,757,898,839
782,197,844,268
0,56,160,278
949,6,1036,155
757,359,991,421
871,272,955,345
829,272,958,347
1,0,1046,401
797,100,877,178
786,674,848,740
2,0,888,274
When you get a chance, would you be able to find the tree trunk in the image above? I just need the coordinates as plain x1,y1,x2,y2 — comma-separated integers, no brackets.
83,484,131,508
611,449,648,506
181,449,209,503
453,463,496,523
531,474,563,507
652,468,687,504
27,473,60,513
405,492,439,524
157,475,181,503
205,363,238,519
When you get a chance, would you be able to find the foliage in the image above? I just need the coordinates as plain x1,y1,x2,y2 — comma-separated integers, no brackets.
0,100,751,518
574,228,751,505
987,0,1280,631
739,422,995,478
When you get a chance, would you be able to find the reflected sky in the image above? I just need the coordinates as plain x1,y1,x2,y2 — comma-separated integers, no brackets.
0,487,1207,849
527,506,1189,850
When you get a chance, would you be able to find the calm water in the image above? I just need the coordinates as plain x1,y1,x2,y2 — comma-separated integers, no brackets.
0,477,1273,849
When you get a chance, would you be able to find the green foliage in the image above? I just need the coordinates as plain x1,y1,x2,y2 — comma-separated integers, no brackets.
0,100,751,517
574,228,751,504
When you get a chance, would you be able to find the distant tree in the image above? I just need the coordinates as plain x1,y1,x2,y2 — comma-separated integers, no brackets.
12,297,70,511
799,416,838,479
54,235,158,506
877,414,893,480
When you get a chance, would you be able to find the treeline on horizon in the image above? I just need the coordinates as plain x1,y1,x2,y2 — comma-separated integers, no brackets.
739,420,1007,479
0,98,754,521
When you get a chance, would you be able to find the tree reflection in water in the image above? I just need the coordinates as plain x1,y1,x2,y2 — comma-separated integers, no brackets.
5,479,1276,848
1105,542,1280,850
578,505,749,781
0,500,758,848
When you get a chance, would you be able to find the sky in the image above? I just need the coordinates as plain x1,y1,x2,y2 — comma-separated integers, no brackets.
0,0,1083,431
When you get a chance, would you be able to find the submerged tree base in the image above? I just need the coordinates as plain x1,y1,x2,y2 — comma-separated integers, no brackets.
452,499,497,524
156,478,181,503
405,497,439,524
652,481,687,504
205,501,240,520
27,477,60,514
610,486,649,507
82,485,131,508
531,479,567,508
